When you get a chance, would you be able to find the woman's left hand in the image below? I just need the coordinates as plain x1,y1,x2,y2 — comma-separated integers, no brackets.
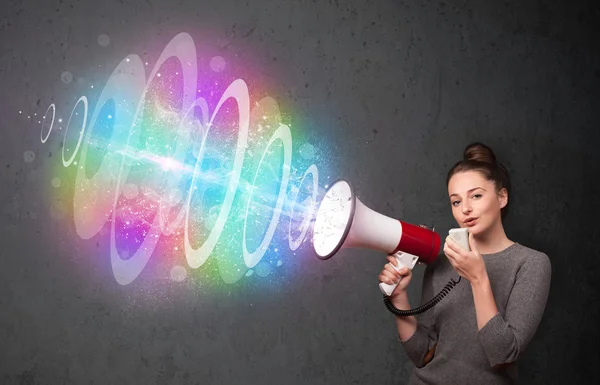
443,233,488,284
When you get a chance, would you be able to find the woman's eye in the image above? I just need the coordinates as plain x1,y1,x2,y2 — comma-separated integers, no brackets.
452,201,460,206
473,194,482,199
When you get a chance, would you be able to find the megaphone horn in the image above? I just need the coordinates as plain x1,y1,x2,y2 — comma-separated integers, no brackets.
312,179,441,296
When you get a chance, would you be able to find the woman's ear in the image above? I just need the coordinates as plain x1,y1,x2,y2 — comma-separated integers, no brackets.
498,188,508,209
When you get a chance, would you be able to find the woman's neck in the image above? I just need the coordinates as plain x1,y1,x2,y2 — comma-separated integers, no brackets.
473,220,514,255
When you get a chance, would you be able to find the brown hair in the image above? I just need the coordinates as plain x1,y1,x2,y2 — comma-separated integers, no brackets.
446,142,511,219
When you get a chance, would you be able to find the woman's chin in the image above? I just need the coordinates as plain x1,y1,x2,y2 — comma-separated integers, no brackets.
466,223,480,235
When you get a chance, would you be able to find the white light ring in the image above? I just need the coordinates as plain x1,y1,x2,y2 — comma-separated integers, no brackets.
72,55,146,241
62,96,88,167
184,78,250,269
242,123,292,268
158,96,210,236
288,164,318,251
40,104,55,144
110,32,199,285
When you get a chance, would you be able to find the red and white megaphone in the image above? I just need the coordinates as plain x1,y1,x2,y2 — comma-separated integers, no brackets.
311,179,441,296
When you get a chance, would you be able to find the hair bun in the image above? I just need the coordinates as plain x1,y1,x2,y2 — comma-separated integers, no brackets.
463,142,497,165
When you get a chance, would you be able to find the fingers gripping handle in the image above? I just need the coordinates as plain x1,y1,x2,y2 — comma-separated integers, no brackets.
379,252,419,296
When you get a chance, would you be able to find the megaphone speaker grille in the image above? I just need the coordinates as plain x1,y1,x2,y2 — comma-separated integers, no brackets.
312,179,355,259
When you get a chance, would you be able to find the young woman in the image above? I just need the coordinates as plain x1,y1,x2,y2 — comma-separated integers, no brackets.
378,142,552,384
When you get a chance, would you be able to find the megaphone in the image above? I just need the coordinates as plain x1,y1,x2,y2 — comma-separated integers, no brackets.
311,179,441,296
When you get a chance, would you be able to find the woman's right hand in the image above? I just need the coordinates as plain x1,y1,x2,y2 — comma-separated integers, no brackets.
378,255,413,298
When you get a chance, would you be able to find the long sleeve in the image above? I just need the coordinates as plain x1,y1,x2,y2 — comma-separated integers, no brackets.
401,263,439,368
477,251,552,367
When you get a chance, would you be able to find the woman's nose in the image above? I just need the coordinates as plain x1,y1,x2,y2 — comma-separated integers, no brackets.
461,203,472,214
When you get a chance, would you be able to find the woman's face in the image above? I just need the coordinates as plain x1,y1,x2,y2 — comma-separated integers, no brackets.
447,170,507,236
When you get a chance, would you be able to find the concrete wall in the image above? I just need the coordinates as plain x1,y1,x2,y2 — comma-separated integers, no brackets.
1,0,598,383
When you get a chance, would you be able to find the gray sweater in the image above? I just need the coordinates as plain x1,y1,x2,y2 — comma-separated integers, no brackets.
401,243,552,384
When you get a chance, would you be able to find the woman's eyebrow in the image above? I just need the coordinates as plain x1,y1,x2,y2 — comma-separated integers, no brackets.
449,187,486,198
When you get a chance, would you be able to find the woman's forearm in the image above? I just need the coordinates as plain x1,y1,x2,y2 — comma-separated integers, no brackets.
471,274,499,330
393,293,418,341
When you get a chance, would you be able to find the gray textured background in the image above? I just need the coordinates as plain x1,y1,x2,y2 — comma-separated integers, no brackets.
1,0,599,384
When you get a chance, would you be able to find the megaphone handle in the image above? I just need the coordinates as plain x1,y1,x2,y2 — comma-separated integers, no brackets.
379,252,419,296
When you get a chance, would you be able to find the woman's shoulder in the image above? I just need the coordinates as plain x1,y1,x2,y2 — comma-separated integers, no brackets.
510,242,552,276
511,242,550,261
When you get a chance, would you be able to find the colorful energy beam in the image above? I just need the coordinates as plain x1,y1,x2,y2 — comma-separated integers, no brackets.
37,32,332,286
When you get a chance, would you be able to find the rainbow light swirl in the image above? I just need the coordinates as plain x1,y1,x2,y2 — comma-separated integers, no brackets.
39,32,333,290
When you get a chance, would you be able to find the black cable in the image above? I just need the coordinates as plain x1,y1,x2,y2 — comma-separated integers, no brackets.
383,276,462,317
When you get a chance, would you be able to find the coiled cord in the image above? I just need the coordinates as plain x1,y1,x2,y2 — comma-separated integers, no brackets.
383,276,462,317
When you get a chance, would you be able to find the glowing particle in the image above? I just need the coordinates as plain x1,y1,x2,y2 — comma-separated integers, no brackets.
210,56,226,72
23,151,35,163
160,157,175,171
167,189,183,205
277,260,282,266
245,270,254,277
98,34,110,47
205,204,221,231
255,262,271,277
299,143,315,160
61,71,73,84
51,177,61,188
122,183,139,199
170,265,187,282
